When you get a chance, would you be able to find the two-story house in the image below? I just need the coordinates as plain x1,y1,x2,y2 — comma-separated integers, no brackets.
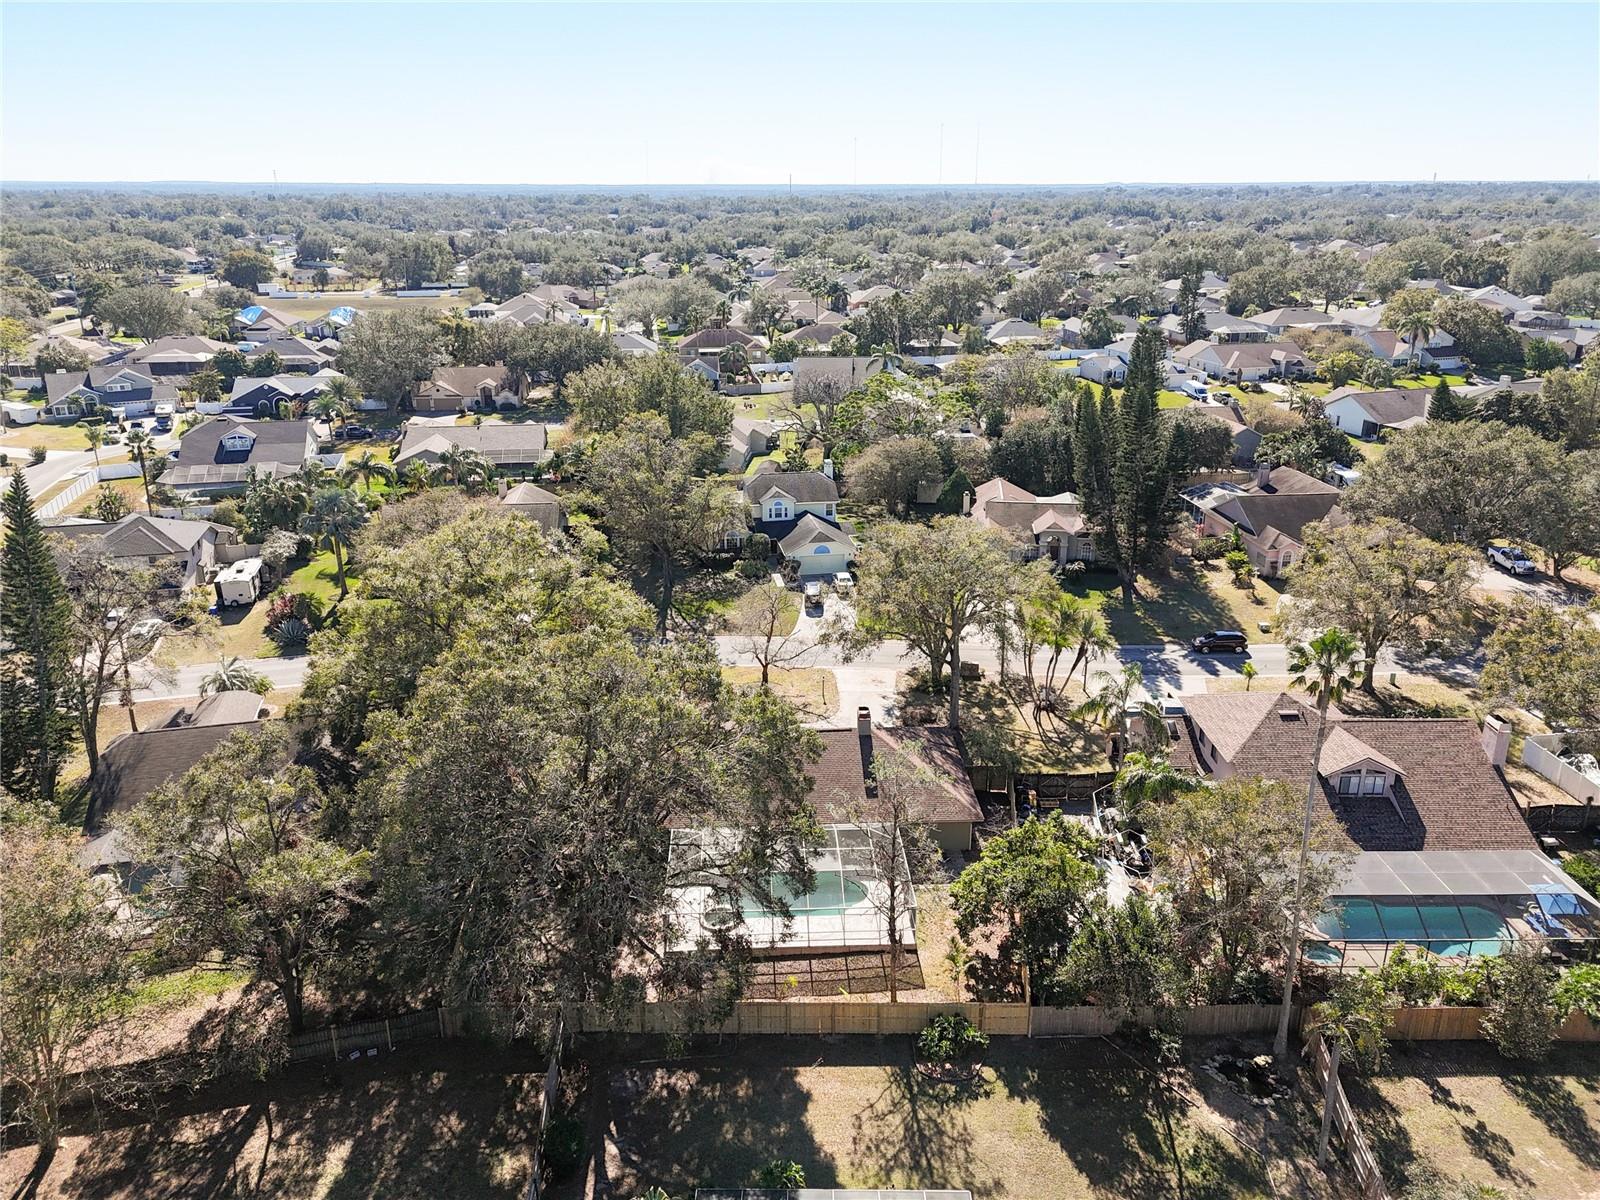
1182,465,1343,577
967,477,1095,564
740,467,856,578
45,513,237,590
42,364,180,420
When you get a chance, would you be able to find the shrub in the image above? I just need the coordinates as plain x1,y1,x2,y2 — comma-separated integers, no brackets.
90,484,131,523
1380,943,1446,1006
264,591,326,634
1562,851,1600,898
1556,962,1600,1024
736,557,767,579
1191,535,1229,562
29,445,47,465
755,1160,805,1188
540,1112,585,1182
1438,959,1492,1006
0,452,9,467
744,531,772,562
1481,942,1560,1061
917,1013,989,1064
269,617,312,649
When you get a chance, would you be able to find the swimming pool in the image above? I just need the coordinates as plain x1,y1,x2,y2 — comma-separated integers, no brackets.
739,870,869,917
1307,897,1513,962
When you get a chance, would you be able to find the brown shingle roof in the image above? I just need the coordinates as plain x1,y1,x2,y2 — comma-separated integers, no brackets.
1179,692,1534,853
807,726,982,826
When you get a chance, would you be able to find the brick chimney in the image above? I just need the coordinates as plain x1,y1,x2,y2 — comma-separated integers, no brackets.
1481,714,1510,767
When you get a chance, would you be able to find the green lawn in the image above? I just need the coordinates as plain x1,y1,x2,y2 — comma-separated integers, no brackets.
125,965,251,1011
1157,390,1191,409
0,421,94,451
288,549,354,605
1062,560,1285,645
1348,435,1386,464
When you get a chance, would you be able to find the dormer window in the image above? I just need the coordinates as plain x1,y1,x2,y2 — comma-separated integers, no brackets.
769,499,791,521
1337,770,1390,797
220,431,256,453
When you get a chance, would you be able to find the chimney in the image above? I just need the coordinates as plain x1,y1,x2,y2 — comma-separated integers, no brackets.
1498,374,1512,386
856,706,877,795
856,705,872,738
961,490,971,516
1254,462,1273,489
496,478,508,499
821,457,834,480
1481,714,1510,768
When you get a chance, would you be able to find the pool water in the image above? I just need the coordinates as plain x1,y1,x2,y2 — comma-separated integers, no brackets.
738,870,869,918
1308,898,1512,961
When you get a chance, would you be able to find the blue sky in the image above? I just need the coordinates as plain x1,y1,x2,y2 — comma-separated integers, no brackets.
3,2,1596,185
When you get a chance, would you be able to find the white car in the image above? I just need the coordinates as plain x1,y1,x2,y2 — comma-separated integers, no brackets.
831,572,854,592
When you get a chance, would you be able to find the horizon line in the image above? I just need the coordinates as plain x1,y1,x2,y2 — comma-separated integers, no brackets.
4,178,1597,192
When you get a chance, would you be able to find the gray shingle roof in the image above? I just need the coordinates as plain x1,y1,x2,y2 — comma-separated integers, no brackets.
743,470,838,505
808,725,982,826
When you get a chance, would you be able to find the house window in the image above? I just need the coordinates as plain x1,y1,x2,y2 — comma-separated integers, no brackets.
769,500,790,521
1337,772,1361,796
1363,773,1387,796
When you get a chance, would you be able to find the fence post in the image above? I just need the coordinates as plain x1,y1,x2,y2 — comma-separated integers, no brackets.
331,1027,340,1060
1318,1037,1341,1164
386,1019,393,1050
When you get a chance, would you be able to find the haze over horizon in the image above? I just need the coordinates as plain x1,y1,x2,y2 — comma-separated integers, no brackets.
4,1,1597,188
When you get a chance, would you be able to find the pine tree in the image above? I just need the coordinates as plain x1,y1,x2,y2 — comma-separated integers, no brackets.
1077,327,1188,603
1177,272,1207,343
1,472,74,804
1429,377,1469,422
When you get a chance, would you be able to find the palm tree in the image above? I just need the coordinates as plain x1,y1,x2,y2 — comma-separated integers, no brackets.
437,446,494,495
1241,661,1259,691
125,427,154,511
1080,663,1163,752
299,486,368,600
1111,751,1201,819
1274,627,1364,1059
341,449,395,494
324,375,361,422
85,423,104,470
309,390,350,433
1392,310,1437,372
200,655,271,697
397,459,438,494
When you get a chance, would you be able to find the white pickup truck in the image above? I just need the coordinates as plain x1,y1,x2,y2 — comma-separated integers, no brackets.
1485,543,1536,575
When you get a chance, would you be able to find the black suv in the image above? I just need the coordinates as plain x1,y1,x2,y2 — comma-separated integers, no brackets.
1191,630,1249,654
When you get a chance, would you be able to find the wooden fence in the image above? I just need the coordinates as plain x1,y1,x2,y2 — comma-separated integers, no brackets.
1388,1006,1600,1042
1309,1035,1392,1200
285,1008,444,1062
524,1012,566,1200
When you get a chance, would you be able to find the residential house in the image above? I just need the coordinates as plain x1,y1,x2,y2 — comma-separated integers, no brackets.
611,331,660,357
119,335,228,378
1182,465,1342,576
792,355,884,395
1248,308,1351,337
393,419,550,472
723,416,781,473
1173,339,1311,383
1058,312,1140,349
42,364,179,420
1323,387,1430,438
226,372,345,418
232,305,297,339
788,320,852,351
525,281,599,309
412,365,525,413
82,696,273,875
1353,327,1464,371
8,333,115,377
1157,312,1270,345
497,479,566,532
165,416,319,496
299,306,359,341
968,477,1095,564
1161,692,1600,966
245,335,334,374
848,285,900,311
986,318,1048,347
45,513,237,589
1077,351,1128,386
1464,285,1535,319
741,468,855,578
1185,401,1262,466
808,710,985,853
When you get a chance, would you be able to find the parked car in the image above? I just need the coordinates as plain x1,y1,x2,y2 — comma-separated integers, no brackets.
803,580,823,613
339,425,374,440
1191,629,1249,654
153,415,172,433
831,571,854,592
1485,543,1536,576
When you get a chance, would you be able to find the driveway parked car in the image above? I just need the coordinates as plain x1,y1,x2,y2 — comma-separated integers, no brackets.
803,580,824,614
831,572,854,592
1191,629,1249,654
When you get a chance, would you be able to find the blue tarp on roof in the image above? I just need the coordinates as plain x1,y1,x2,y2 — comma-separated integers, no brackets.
237,305,265,323
326,306,357,325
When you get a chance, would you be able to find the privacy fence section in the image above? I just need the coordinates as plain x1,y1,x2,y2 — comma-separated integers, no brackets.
1387,1006,1599,1042
524,1012,566,1200
1308,1035,1392,1200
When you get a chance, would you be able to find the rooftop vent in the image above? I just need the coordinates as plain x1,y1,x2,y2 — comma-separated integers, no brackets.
1277,709,1302,722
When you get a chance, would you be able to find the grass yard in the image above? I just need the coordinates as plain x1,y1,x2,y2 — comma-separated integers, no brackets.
1158,390,1192,409
0,1041,546,1200
1062,560,1285,646
0,421,95,451
158,602,281,665
62,477,146,518
570,1035,1340,1200
1347,1042,1600,1199
1348,435,1386,464
722,666,839,721
288,549,354,605
708,574,798,635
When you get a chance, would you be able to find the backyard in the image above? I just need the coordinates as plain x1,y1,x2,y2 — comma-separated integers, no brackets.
561,1035,1345,1200
1345,1041,1600,1199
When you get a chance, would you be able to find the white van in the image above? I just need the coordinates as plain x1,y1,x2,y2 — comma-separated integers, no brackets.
1180,379,1210,401
214,557,265,607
